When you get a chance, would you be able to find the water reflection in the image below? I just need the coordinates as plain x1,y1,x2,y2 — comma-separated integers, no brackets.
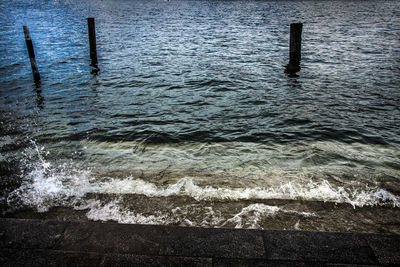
33,82,44,110
0,0,399,144
287,76,302,90
285,70,300,79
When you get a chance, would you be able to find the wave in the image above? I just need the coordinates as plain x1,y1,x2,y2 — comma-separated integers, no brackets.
7,159,400,213
77,200,313,229
82,177,398,208
3,140,400,229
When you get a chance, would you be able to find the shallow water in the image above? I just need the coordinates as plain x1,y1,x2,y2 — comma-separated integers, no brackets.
1,0,400,233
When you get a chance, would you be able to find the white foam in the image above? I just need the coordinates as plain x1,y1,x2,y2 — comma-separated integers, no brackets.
8,161,400,213
8,162,91,212
74,200,314,229
6,141,400,219
78,199,169,225
223,204,281,229
294,220,301,230
89,176,400,208
221,203,314,229
7,142,92,212
170,205,225,227
5,140,399,229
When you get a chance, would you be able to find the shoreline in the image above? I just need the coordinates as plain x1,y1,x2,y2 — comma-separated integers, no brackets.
2,197,400,235
1,218,399,266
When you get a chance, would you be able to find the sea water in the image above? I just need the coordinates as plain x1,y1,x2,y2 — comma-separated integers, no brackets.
1,0,400,233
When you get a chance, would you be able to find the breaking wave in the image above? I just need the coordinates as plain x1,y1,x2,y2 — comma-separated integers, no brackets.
6,153,400,214
88,176,399,208
78,200,314,229
3,141,399,230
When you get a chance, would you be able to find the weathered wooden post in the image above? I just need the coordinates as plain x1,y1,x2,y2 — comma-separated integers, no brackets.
87,17,99,72
285,23,303,74
23,26,40,83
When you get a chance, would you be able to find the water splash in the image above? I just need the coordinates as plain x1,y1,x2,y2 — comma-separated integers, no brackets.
7,156,400,214
5,141,400,230
221,203,314,229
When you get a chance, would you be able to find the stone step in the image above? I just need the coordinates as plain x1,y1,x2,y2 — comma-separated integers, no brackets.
0,218,399,266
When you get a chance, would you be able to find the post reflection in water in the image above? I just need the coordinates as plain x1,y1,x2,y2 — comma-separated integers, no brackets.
34,82,44,110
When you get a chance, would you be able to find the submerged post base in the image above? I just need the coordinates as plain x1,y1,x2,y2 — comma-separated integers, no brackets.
285,63,301,75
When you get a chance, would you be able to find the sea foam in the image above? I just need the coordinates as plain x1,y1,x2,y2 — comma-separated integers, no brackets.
76,199,313,229
6,141,400,226
8,160,400,213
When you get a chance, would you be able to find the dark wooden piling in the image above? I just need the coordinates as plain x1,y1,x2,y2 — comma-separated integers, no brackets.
286,23,303,74
23,26,40,83
87,17,99,72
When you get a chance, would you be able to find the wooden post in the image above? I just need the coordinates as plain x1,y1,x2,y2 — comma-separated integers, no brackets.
23,26,40,83
87,17,99,71
286,23,303,74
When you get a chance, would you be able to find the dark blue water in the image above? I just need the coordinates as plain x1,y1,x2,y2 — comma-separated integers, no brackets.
1,0,399,145
1,0,400,232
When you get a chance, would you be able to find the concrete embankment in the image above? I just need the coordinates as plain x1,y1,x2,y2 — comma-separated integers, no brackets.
0,218,399,266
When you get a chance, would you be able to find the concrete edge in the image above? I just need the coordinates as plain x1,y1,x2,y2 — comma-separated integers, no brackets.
1,218,399,266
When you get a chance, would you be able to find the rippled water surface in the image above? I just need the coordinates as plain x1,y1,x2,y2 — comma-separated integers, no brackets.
1,0,400,233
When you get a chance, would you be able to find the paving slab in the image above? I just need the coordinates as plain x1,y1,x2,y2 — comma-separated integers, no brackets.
0,218,67,249
365,234,400,265
326,264,382,267
1,218,400,266
101,254,212,267
55,221,165,255
213,258,325,267
263,230,379,265
159,226,265,259
54,220,265,259
0,248,102,267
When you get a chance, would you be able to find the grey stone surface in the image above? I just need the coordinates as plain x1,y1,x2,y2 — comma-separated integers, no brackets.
0,248,212,267
56,221,165,255
263,230,378,264
366,234,400,265
160,226,265,259
0,218,67,249
57,222,265,259
0,248,102,267
101,254,212,267
326,264,382,267
1,218,399,266
213,258,325,267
